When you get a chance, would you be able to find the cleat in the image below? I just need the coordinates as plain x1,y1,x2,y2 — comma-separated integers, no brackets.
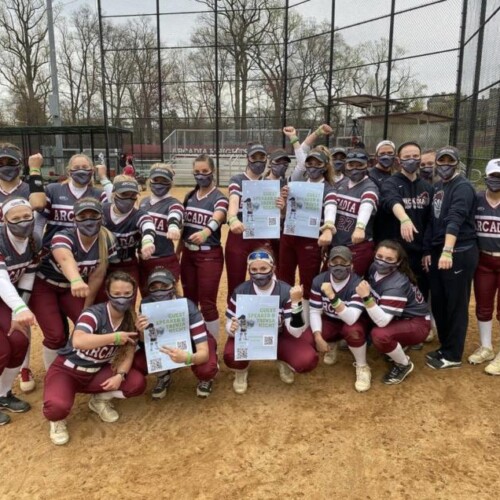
383,359,414,384
233,369,248,394
50,420,69,445
88,395,119,423
426,357,462,370
323,342,339,366
196,380,213,398
278,362,295,384
468,346,495,365
152,372,172,400
354,363,371,392
0,391,31,413
485,352,500,375
19,368,36,393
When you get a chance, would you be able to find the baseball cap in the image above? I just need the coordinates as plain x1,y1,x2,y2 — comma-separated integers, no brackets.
329,246,353,262
485,158,500,176
247,144,267,157
149,167,174,181
435,146,460,163
147,268,176,288
269,149,291,163
113,179,140,194
0,146,22,163
305,150,328,164
330,147,347,157
375,140,396,154
74,198,103,216
346,149,368,164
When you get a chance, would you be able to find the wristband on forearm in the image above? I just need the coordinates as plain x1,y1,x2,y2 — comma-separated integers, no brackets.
207,218,219,232
315,127,325,137
185,351,192,365
29,174,44,193
355,221,366,230
289,135,299,145
320,221,335,233
363,294,375,306
441,251,453,259
70,278,83,284
331,297,341,309
400,218,411,225
228,215,238,227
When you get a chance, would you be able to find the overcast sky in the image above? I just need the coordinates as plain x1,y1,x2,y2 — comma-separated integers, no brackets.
59,0,463,95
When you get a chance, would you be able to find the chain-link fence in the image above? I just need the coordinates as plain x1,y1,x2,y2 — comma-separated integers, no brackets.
96,0,499,183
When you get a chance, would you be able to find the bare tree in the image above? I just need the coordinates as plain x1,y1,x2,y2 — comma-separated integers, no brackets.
0,0,50,125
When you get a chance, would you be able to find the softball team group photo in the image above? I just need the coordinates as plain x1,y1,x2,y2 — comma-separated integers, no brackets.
1,124,499,449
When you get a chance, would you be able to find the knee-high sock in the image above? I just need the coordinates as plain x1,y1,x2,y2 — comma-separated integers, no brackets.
387,344,409,366
478,320,493,348
21,328,32,370
205,319,220,341
302,299,310,328
349,344,367,366
0,367,21,397
43,347,59,370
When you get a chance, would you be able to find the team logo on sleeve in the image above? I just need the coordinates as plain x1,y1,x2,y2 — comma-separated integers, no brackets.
432,190,444,218
411,285,425,304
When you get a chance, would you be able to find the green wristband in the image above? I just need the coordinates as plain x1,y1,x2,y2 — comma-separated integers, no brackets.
441,251,453,259
114,333,121,346
185,351,192,365
400,218,411,225
331,298,341,309
14,304,28,314
70,278,83,284
290,135,299,145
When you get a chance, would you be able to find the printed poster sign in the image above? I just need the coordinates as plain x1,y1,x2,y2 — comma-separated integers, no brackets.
283,181,323,238
242,180,281,239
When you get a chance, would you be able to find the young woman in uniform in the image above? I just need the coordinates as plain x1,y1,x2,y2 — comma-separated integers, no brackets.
42,271,146,445
180,155,227,339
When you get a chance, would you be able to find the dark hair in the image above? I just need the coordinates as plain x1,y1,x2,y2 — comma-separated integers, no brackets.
375,239,417,285
397,141,421,156
184,154,215,207
105,271,137,331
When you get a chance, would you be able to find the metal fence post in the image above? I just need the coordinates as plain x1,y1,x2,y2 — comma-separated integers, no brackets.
326,0,336,147
214,1,220,183
383,0,396,140
156,0,165,162
282,0,290,148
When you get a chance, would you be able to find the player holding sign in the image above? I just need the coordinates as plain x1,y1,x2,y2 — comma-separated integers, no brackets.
224,249,318,394
468,159,500,373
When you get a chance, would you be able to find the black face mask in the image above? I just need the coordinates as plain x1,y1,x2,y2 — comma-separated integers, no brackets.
401,158,420,174
378,155,395,169
194,173,213,188
150,182,171,197
373,258,398,276
150,289,176,302
436,164,456,181
271,163,289,178
107,294,135,312
248,161,266,176
250,270,273,288
329,264,350,281
485,177,500,192
7,218,35,239
420,167,434,180
345,168,367,183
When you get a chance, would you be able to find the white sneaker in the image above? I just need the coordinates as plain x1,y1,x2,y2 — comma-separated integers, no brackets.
468,346,495,365
50,420,69,446
485,352,500,375
278,362,295,384
19,368,36,393
233,369,249,394
88,395,120,423
323,342,338,366
354,363,371,392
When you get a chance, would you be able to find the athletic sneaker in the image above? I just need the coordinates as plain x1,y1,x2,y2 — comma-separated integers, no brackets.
196,380,213,398
426,357,462,370
50,420,69,446
0,411,11,426
19,368,36,393
485,352,500,375
354,363,371,392
0,391,31,413
323,342,339,366
383,359,414,385
410,343,423,351
152,372,172,400
425,349,442,361
88,395,119,423
233,369,248,394
468,346,495,365
278,362,295,384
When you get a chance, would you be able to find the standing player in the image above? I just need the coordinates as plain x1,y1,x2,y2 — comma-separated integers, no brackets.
0,198,39,425
225,143,279,301
30,198,117,368
180,155,227,340
330,147,347,188
420,149,438,184
356,240,431,384
134,267,219,398
423,146,478,369
42,271,146,446
468,159,500,373
332,149,379,276
308,246,371,392
368,140,397,188
139,164,183,294
278,148,337,320
224,249,318,394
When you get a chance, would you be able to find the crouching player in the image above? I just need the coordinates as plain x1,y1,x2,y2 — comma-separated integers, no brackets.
42,271,146,445
134,267,218,399
224,249,318,394
308,246,371,392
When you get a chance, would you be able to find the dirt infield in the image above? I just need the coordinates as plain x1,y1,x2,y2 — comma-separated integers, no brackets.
2,187,500,499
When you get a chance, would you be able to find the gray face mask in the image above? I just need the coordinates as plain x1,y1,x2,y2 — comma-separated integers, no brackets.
420,167,434,180
107,294,135,313
114,196,136,214
333,160,345,172
70,169,93,186
0,165,21,182
7,218,35,239
436,164,456,181
401,159,421,174
271,163,288,178
248,161,266,175
486,177,500,192
150,289,176,302
250,270,273,288
76,219,101,237
194,173,213,187
150,182,171,197
346,168,367,183
373,258,398,275
307,167,325,180
329,264,350,281
378,155,395,169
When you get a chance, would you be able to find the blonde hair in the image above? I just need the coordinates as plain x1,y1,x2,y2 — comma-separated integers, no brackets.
147,163,174,189
312,145,334,185
0,142,21,154
65,154,94,185
113,174,137,184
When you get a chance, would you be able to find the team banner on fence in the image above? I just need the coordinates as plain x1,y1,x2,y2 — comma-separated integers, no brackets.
234,294,280,361
142,298,192,373
242,180,281,239
283,181,323,238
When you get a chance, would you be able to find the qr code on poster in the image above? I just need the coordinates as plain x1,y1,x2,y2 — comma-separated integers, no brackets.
150,358,163,371
268,217,277,227
308,217,318,226
263,335,274,346
245,228,255,238
176,340,188,350
236,347,248,360
285,224,295,234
